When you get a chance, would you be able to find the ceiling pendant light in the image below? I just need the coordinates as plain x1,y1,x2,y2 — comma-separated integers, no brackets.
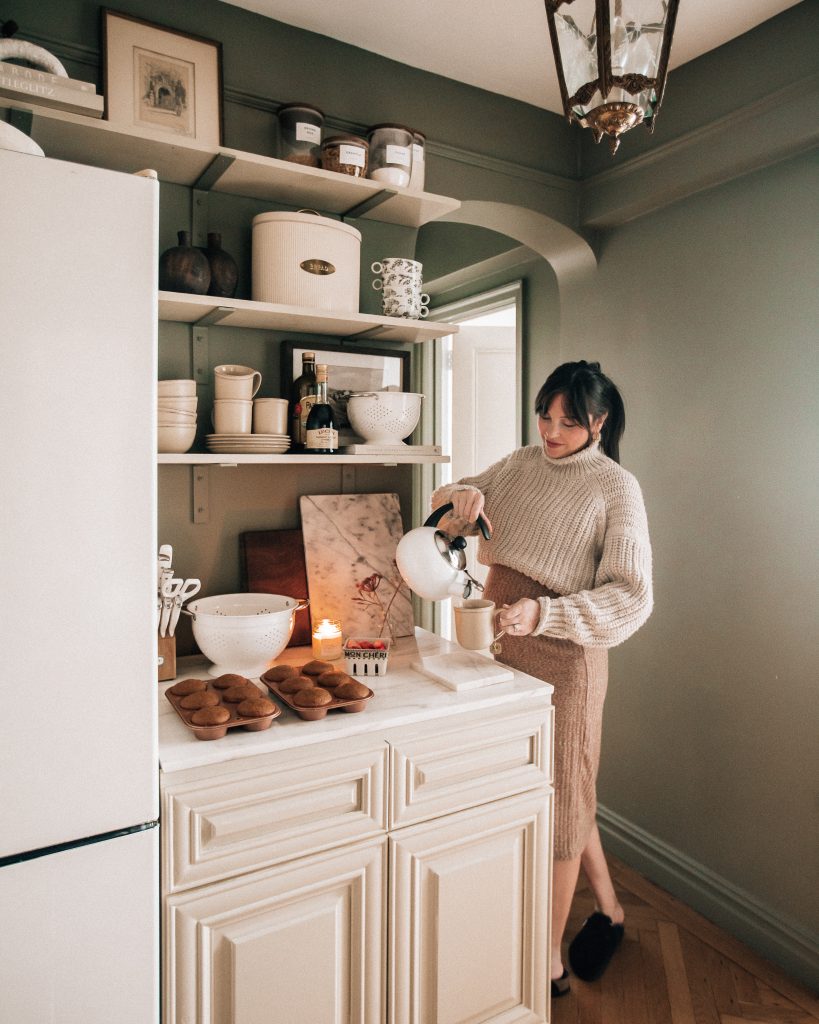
544,0,680,154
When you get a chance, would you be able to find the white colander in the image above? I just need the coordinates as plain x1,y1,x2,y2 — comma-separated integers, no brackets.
184,593,309,677
346,391,423,445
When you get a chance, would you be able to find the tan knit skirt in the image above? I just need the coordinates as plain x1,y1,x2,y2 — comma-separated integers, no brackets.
484,564,608,860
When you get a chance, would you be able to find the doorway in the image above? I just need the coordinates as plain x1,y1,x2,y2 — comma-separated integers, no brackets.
430,283,522,638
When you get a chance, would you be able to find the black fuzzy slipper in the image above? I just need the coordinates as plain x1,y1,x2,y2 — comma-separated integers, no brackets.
568,912,624,981
551,968,570,998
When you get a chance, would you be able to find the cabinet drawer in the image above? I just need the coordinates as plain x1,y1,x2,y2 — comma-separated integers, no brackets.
388,706,552,829
162,737,387,893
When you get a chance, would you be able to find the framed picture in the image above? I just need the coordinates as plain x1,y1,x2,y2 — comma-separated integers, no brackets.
281,341,410,444
102,9,223,145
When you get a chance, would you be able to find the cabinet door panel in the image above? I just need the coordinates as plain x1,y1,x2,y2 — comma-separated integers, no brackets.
165,837,386,1024
390,791,552,1024
162,739,387,891
389,707,552,829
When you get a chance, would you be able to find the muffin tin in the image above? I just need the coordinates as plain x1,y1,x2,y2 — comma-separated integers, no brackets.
165,678,281,740
261,668,374,721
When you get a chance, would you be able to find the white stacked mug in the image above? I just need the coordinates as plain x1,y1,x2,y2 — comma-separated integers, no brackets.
372,258,430,319
157,379,197,453
212,364,261,433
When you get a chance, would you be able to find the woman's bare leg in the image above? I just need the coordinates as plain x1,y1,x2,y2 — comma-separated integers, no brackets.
578,822,624,924
551,855,582,979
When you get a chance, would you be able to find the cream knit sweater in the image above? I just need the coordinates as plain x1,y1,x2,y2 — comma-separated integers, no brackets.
431,440,653,648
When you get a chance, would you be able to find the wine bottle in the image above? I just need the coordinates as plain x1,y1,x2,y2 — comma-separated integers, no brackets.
304,364,338,454
289,350,317,450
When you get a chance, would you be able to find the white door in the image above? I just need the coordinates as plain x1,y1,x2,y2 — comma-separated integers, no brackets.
0,151,159,850
448,323,517,634
389,791,551,1024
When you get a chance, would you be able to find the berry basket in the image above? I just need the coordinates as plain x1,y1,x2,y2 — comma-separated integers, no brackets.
343,637,391,676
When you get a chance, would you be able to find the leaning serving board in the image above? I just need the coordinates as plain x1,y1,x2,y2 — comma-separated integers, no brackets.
239,528,312,646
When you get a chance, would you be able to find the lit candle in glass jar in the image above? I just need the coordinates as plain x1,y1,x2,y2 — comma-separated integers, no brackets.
311,618,343,660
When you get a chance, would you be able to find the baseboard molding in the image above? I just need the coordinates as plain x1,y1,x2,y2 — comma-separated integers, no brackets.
597,803,819,991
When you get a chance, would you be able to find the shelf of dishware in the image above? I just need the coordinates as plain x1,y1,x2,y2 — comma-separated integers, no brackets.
157,453,449,465
158,291,457,344
3,97,461,227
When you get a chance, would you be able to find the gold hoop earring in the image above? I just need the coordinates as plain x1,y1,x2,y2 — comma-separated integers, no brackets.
592,431,601,442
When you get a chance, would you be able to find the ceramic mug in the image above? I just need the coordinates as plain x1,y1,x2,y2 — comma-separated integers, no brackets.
453,599,502,651
212,398,252,433
213,364,262,400
371,258,423,277
252,397,289,434
381,287,430,319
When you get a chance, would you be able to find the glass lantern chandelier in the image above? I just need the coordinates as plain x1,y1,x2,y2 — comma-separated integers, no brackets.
544,0,680,154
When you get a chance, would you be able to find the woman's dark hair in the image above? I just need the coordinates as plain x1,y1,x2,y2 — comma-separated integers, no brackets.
534,360,626,463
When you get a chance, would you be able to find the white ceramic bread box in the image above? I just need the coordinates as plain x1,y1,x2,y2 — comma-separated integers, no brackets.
251,210,361,311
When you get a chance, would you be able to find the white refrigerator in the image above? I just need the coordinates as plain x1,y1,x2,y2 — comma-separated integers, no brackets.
0,148,159,1023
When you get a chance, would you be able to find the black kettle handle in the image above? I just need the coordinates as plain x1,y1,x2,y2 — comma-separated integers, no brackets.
424,502,492,540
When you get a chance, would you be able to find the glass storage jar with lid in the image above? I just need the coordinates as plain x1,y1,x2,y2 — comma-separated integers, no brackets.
366,123,414,188
408,129,426,191
320,134,369,177
277,103,324,166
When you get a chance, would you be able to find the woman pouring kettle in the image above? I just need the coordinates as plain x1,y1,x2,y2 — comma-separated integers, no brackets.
431,360,653,998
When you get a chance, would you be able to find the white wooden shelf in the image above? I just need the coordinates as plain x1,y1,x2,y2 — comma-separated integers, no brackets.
4,98,460,227
158,453,448,465
158,291,457,343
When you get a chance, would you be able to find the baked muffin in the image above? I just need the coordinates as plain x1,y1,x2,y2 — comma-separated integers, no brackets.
237,697,277,718
170,678,208,697
278,674,315,694
262,664,298,683
211,672,249,690
334,679,371,701
191,706,231,726
222,684,260,703
302,659,334,676
317,670,350,689
292,686,333,707
179,690,220,710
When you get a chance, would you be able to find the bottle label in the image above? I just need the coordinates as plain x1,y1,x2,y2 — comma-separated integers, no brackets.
305,426,338,450
385,144,411,166
295,122,321,143
339,144,366,167
298,394,317,440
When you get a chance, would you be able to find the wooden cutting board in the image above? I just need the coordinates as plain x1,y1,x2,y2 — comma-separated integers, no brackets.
239,528,312,647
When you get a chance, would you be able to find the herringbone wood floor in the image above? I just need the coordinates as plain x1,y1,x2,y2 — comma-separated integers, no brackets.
553,853,819,1024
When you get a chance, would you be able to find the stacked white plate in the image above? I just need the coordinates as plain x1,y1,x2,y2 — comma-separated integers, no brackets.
206,433,290,454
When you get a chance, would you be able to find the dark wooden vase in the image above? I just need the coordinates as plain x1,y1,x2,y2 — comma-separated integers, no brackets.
202,232,238,298
158,230,211,294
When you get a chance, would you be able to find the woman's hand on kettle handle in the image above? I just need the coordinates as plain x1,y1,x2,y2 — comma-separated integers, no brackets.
450,488,493,533
497,599,539,637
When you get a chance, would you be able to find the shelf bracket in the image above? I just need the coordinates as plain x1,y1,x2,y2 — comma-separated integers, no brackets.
192,326,209,388
191,188,209,248
195,307,233,327
194,153,236,192
341,188,397,220
341,465,356,493
192,465,210,524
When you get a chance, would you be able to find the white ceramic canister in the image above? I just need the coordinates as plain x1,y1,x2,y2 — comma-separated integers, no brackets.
252,210,362,312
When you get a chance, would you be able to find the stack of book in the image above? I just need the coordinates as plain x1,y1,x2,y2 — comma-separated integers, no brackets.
0,61,103,117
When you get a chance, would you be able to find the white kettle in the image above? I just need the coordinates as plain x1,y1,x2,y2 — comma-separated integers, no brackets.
395,502,492,601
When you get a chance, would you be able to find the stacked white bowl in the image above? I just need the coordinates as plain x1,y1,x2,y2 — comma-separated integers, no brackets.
158,379,197,453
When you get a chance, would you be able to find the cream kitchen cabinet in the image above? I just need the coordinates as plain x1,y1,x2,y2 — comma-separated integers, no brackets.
159,631,555,1024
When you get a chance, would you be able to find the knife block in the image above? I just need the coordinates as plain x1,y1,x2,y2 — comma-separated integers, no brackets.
158,633,176,682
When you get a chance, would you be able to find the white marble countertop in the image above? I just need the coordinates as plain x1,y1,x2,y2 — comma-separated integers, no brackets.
159,628,553,773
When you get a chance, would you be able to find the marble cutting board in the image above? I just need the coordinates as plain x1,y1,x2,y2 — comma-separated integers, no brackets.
299,492,414,639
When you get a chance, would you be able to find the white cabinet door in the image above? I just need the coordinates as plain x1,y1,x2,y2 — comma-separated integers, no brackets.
390,791,552,1024
165,837,387,1024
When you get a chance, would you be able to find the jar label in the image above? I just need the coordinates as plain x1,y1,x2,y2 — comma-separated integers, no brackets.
295,122,321,143
412,143,425,164
339,144,366,167
305,426,338,449
385,144,411,166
